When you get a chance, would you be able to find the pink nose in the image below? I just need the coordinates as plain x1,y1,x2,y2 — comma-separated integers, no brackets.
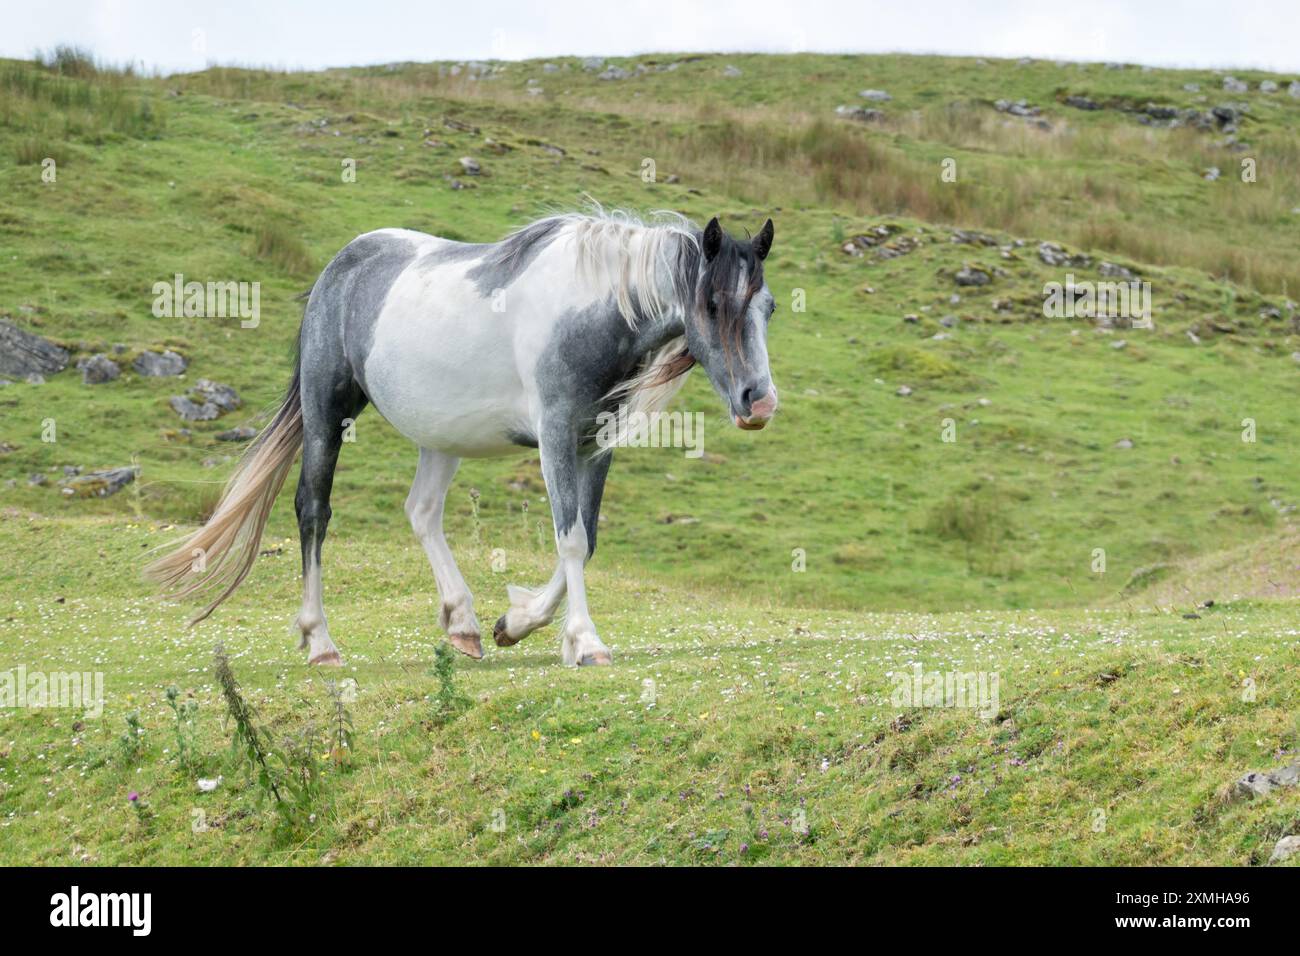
749,386,778,421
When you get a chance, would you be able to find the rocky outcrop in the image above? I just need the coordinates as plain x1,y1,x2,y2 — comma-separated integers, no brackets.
0,320,69,379
59,466,140,498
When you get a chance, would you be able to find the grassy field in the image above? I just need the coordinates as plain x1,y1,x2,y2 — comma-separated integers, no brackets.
1,48,1298,864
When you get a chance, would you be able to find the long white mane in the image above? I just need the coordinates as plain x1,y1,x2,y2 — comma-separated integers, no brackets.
524,206,701,450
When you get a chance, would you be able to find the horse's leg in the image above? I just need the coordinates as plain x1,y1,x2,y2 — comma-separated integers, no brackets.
535,430,612,666
405,448,483,659
294,376,365,666
493,452,611,648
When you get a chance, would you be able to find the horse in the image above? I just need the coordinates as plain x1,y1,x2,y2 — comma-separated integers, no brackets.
147,208,779,667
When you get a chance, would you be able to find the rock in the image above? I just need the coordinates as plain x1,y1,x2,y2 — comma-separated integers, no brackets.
542,63,559,74
77,354,120,385
1233,762,1300,799
1064,95,1100,110
1038,241,1090,268
722,65,742,77
170,396,218,421
1269,835,1300,863
458,156,481,175
132,349,188,376
0,320,70,379
1260,80,1279,93
597,66,630,81
939,315,957,328
28,473,47,487
954,266,990,287
1182,83,1200,93
835,105,885,123
59,466,140,499
171,379,241,421
216,426,257,442
1203,166,1220,181
191,379,241,412
951,229,999,246
896,385,912,397
994,98,1040,117
1114,438,1134,449
1223,76,1248,93
1099,261,1135,279
25,372,44,384
581,56,604,71
1142,103,1178,120
1211,104,1241,127
1290,81,1300,98
858,89,891,102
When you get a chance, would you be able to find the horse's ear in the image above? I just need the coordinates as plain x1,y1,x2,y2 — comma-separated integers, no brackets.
702,217,723,262
752,218,774,261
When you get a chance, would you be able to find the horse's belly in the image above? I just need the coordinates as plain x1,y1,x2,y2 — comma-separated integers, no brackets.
363,311,530,457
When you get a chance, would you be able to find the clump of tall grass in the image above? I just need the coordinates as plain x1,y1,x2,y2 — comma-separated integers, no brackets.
0,52,162,143
250,221,314,275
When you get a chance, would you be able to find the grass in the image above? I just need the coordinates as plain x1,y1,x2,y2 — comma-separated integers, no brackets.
1,50,1299,864
2,513,1298,865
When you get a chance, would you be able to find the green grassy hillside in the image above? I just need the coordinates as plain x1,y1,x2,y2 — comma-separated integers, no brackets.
1,49,1297,865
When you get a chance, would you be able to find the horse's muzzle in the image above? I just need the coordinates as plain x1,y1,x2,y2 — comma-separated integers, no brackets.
734,386,777,430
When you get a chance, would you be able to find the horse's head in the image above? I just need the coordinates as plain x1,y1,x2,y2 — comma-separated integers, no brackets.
684,216,778,430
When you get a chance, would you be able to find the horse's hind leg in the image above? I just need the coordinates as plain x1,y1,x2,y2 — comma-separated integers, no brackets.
406,448,483,659
295,377,366,666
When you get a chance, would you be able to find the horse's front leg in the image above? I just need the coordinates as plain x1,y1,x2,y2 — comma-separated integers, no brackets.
494,451,611,651
536,429,612,666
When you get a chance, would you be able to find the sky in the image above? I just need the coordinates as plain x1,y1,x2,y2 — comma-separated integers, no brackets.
3,0,1298,75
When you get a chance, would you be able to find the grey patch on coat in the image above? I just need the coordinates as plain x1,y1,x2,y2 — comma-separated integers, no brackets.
301,230,419,397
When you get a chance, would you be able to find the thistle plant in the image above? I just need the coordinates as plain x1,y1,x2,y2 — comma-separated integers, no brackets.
164,685,200,772
116,710,145,765
213,644,282,806
430,643,469,725
326,679,355,769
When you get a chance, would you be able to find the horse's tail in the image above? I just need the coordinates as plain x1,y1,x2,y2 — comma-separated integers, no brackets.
145,362,304,624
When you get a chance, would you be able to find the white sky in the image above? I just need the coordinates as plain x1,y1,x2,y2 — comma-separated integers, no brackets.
3,0,1298,74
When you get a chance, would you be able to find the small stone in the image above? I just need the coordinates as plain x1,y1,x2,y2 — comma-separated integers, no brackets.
955,266,990,287
896,385,913,397
132,349,188,377
77,354,120,385
1269,835,1300,863
215,426,257,442
858,89,891,102
458,156,481,175
1114,438,1134,449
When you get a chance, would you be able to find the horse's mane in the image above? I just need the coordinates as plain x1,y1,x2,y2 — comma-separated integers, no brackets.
507,204,701,453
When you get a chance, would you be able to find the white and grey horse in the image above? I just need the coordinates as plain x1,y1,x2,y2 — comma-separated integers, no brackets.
148,209,779,666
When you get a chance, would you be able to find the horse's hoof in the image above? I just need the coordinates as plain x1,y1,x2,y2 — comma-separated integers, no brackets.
309,651,344,667
579,651,613,667
449,633,484,659
493,615,521,647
